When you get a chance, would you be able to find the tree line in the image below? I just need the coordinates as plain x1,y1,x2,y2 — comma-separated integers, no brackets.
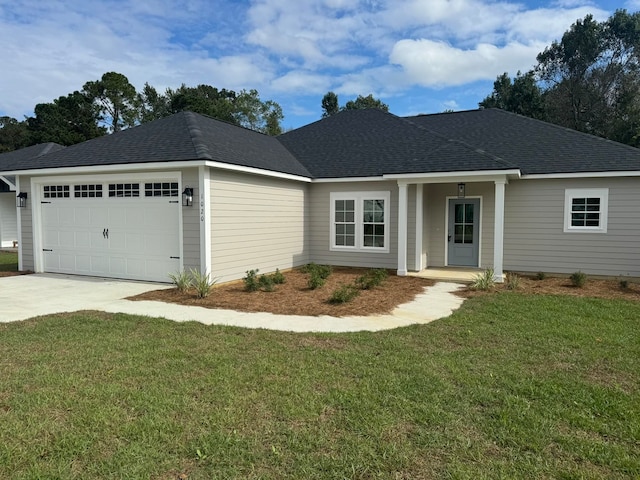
0,72,284,153
480,9,640,147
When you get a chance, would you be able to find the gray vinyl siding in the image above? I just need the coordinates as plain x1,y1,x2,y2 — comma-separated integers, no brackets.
504,177,640,277
424,182,495,268
308,181,398,269
0,193,17,247
180,168,200,272
210,170,308,282
19,176,34,271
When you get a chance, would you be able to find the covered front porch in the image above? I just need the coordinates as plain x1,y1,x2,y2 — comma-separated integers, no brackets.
388,170,521,283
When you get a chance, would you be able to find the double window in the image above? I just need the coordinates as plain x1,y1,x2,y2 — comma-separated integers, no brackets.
564,188,608,233
330,191,390,252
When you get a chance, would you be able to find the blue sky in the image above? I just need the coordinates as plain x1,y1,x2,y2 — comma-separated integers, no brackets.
0,0,631,130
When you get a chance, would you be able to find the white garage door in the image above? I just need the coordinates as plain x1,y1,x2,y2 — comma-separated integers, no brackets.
40,180,181,282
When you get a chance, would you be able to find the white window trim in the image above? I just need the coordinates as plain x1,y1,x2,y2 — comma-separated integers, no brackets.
330,191,390,253
564,188,608,233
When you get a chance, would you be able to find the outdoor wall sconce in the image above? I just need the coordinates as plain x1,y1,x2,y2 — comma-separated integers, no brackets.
16,192,27,208
457,183,466,198
182,187,194,207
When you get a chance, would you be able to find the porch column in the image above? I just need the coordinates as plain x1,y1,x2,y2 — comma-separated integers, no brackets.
415,183,423,271
199,165,212,275
493,179,506,282
397,182,408,276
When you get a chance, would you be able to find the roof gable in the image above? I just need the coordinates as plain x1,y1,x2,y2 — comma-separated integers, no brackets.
2,113,311,178
277,109,515,178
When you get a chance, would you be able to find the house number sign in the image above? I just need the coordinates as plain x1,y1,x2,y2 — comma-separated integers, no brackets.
200,193,205,222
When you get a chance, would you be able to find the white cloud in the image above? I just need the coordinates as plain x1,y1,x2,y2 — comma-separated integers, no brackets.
389,39,543,87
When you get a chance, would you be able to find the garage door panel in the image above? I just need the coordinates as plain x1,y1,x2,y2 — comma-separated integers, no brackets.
41,178,181,282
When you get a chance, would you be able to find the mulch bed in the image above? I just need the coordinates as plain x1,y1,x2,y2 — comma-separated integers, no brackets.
129,266,435,317
457,274,640,301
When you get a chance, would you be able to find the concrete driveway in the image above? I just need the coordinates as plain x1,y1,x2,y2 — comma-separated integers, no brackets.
0,273,465,332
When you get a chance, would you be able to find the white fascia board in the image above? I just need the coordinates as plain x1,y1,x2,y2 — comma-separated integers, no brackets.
204,161,311,183
523,170,640,180
383,169,521,184
3,159,313,183
3,160,208,177
312,176,388,183
0,175,16,190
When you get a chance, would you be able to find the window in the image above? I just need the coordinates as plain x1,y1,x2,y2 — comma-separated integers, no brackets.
330,192,390,252
74,184,103,198
43,185,70,198
108,183,140,198
145,182,179,197
564,188,608,233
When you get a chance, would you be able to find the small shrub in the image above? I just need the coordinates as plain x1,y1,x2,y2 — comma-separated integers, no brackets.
307,270,326,290
243,269,260,292
168,270,192,292
619,278,629,289
570,271,587,288
301,263,332,279
535,271,546,281
355,268,389,290
505,272,520,290
190,269,217,299
259,274,275,292
471,268,495,291
329,284,360,304
271,268,286,285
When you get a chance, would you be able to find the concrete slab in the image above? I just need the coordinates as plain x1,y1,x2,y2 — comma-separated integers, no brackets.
1,274,465,332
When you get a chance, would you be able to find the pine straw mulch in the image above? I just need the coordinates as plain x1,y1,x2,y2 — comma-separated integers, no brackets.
129,267,435,317
457,273,640,302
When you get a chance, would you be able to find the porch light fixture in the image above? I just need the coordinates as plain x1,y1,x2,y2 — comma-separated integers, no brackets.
16,192,27,208
182,187,193,207
457,183,466,198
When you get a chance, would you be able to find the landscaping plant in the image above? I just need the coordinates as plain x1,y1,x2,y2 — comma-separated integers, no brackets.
190,269,217,298
471,268,495,291
328,283,360,303
243,269,260,292
355,268,388,290
570,270,587,288
168,270,192,292
505,272,520,291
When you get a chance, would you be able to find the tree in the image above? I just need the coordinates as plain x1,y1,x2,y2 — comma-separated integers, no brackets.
480,10,640,147
321,91,339,117
83,72,138,132
0,117,29,153
137,83,171,123
480,71,545,119
536,10,640,144
344,94,389,112
166,84,237,123
233,89,283,135
320,92,389,117
27,91,106,146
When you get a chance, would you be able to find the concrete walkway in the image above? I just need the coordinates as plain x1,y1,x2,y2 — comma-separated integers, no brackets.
0,274,465,332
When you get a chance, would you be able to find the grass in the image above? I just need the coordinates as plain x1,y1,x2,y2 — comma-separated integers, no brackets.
0,251,18,272
0,293,639,478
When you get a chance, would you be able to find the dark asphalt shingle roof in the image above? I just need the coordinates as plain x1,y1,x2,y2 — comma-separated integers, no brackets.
3,112,311,178
277,109,515,178
0,142,65,172
2,109,639,179
406,109,640,175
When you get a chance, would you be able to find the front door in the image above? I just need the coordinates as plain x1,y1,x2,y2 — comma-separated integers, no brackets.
448,198,480,267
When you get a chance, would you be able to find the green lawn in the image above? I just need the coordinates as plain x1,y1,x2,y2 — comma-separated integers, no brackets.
0,293,638,479
0,251,17,272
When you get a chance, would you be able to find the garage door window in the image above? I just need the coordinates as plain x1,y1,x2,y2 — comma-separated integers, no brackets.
74,184,103,198
108,183,140,198
145,182,179,197
43,185,70,198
